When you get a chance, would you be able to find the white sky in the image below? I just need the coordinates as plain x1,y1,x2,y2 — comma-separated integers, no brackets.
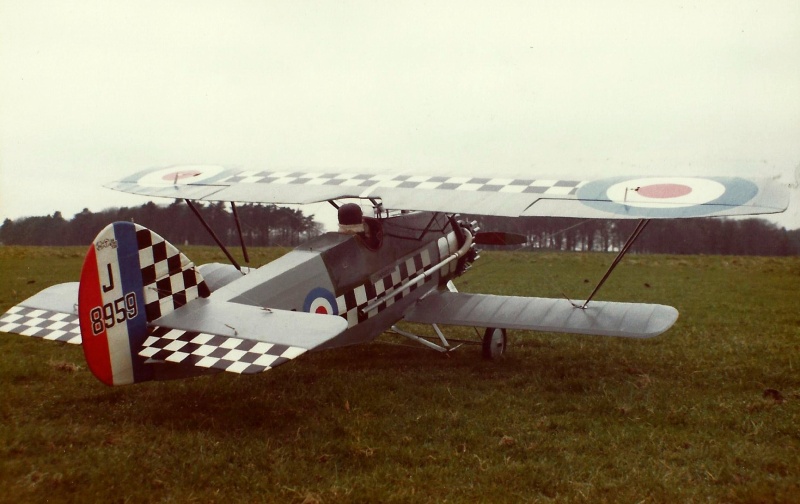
1,1,799,230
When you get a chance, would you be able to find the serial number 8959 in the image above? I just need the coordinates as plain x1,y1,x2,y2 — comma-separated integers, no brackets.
90,292,138,335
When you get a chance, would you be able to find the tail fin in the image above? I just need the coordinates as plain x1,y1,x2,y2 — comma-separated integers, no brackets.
78,222,210,386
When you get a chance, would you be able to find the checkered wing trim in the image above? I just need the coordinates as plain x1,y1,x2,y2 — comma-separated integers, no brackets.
217,170,585,195
135,226,211,322
139,326,306,374
0,305,82,345
336,246,434,328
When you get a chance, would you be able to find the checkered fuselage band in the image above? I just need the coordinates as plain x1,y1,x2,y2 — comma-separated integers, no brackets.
139,326,305,374
218,171,584,195
335,246,435,328
0,306,82,345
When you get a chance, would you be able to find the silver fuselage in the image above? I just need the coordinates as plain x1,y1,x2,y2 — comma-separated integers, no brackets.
202,212,465,349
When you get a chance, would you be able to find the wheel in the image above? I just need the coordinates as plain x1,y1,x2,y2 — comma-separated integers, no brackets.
482,327,507,360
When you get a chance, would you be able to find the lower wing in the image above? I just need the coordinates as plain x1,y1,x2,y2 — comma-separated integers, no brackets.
404,291,678,338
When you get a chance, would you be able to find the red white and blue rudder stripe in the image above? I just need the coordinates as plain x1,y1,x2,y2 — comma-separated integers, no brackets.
78,222,209,386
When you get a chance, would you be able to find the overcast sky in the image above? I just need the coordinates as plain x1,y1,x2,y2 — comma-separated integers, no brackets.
1,1,798,230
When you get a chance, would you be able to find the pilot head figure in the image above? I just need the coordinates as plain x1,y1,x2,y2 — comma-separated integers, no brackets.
338,203,365,234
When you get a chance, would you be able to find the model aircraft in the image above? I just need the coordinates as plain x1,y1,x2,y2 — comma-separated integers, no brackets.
0,166,790,386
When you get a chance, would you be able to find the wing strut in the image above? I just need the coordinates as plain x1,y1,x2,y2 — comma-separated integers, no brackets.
230,202,250,264
579,219,650,309
184,199,244,273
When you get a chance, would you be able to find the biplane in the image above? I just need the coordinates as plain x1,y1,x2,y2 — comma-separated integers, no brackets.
0,165,790,386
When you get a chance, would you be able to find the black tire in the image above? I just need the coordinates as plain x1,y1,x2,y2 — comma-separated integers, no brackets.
482,327,507,360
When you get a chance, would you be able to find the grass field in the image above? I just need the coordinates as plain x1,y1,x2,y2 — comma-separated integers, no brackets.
1,246,798,503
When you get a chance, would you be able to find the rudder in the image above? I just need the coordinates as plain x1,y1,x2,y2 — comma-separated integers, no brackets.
78,222,210,385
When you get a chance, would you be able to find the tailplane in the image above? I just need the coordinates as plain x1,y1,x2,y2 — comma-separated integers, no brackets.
78,222,210,385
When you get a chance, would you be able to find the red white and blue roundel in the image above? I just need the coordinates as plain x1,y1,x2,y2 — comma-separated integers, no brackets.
136,165,226,187
303,288,339,316
576,176,758,218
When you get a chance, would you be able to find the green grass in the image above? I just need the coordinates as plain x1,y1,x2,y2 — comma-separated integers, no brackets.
1,246,799,503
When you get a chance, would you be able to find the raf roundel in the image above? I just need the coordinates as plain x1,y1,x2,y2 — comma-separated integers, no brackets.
137,165,227,188
576,176,759,218
303,288,339,316
606,177,726,209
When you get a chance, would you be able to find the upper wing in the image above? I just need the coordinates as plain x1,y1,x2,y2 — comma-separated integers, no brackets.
403,291,679,338
139,298,348,374
106,165,789,219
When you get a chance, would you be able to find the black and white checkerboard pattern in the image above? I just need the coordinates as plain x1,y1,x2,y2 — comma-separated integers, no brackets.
336,246,435,328
139,326,306,374
0,306,82,345
218,170,585,195
135,226,211,322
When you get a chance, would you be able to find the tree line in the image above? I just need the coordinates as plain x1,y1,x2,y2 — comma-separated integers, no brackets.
0,201,323,247
472,215,800,256
1,202,798,255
